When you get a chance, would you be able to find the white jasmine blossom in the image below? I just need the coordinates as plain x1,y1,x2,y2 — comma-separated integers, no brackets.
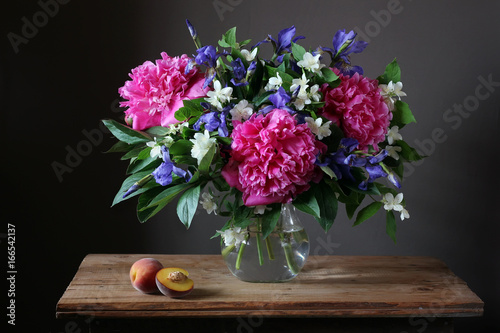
218,227,248,248
400,208,410,221
200,192,217,215
190,129,216,165
146,138,163,159
147,137,174,158
385,145,402,160
205,80,233,110
305,117,332,140
240,48,258,61
265,72,283,91
230,99,254,122
166,122,189,135
290,73,309,95
297,52,325,74
253,205,271,215
387,126,403,145
309,84,321,102
379,81,407,110
382,193,404,212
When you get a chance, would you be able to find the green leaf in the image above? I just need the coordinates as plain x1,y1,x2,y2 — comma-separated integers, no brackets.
248,59,264,99
136,187,167,222
120,146,144,160
105,140,134,154
136,147,153,160
112,170,153,206
233,205,253,228
145,126,171,136
353,201,383,226
176,184,202,229
126,156,160,174
219,27,237,48
169,140,193,156
377,58,401,84
291,42,306,62
311,181,338,232
252,90,274,106
293,190,320,218
212,176,230,192
260,204,281,239
320,67,339,83
345,202,359,220
102,119,150,144
265,66,294,90
142,183,191,210
174,98,204,121
320,165,337,180
391,101,416,128
198,143,216,175
386,210,397,243
396,140,424,161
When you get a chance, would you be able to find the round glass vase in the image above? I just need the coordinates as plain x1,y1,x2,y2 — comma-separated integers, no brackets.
221,204,310,282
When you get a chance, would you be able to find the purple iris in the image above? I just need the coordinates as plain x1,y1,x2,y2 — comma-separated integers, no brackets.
191,45,228,88
194,105,231,137
317,138,359,181
230,58,248,86
321,29,368,76
152,147,192,186
317,138,398,190
255,26,305,63
260,87,294,114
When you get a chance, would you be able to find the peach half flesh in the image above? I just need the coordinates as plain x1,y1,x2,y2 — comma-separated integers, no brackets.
129,258,164,294
156,267,194,298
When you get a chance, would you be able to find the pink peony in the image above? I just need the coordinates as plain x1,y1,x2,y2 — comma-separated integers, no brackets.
221,109,325,206
118,52,209,130
319,70,391,150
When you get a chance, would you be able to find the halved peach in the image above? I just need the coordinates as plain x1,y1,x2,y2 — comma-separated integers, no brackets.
155,267,194,298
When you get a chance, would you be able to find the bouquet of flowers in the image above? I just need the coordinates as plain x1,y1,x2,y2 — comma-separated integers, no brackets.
103,21,422,247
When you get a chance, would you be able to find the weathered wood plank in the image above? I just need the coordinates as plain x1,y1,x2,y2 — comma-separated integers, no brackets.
56,254,483,319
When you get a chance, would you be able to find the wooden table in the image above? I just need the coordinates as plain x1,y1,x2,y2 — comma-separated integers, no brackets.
56,254,483,332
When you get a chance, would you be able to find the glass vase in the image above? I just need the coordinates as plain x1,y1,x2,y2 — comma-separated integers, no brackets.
221,204,310,282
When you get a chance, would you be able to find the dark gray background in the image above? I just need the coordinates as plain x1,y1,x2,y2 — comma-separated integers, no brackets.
3,0,499,332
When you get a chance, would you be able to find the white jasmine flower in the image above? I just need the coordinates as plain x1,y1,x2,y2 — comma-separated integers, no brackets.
387,126,403,145
297,52,325,74
230,99,254,122
147,137,175,158
146,138,163,159
305,117,332,140
218,227,248,248
309,84,321,102
293,95,309,110
265,72,283,91
166,122,189,135
379,81,407,110
290,73,309,95
240,48,258,61
400,208,410,221
200,192,217,215
253,205,271,215
190,129,216,165
385,145,402,160
205,80,233,110
382,193,404,212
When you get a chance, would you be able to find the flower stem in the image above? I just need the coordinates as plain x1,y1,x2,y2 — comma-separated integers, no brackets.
265,236,275,260
256,231,264,266
235,233,249,270
221,244,235,258
280,233,299,275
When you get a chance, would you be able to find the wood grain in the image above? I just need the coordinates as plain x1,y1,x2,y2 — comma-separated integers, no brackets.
56,254,483,319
